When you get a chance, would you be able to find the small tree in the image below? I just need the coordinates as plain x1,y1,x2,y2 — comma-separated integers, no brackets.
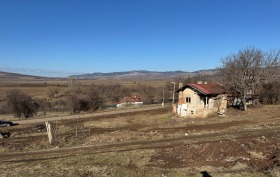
37,99,51,116
219,47,280,111
259,81,280,104
5,89,39,118
67,94,91,113
78,97,91,112
87,85,103,111
108,84,130,103
67,93,79,113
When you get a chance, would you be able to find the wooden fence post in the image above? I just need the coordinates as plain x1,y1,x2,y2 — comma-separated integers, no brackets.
45,121,54,145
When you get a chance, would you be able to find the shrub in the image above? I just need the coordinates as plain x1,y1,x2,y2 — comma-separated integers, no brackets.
259,81,280,104
5,89,39,118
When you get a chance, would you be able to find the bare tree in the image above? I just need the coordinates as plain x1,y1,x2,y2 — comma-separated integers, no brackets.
263,49,280,82
135,84,157,103
109,84,130,103
67,93,79,113
5,89,39,118
259,81,280,104
37,99,51,115
219,47,280,111
87,85,103,111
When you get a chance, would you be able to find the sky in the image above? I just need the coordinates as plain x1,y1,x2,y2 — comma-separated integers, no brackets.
1,0,280,77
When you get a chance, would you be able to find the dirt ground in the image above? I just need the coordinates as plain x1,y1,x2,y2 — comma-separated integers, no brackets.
0,105,280,177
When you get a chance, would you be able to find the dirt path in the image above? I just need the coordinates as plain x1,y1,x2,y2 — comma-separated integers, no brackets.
1,105,280,176
1,123,279,163
13,105,164,125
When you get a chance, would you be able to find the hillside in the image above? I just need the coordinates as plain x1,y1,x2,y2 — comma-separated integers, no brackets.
70,69,218,79
0,71,44,80
0,71,56,85
0,69,219,83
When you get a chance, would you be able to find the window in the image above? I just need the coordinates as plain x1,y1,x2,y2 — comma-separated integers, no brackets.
186,97,191,103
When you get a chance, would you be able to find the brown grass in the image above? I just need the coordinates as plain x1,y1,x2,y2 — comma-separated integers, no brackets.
0,77,167,98
0,105,280,176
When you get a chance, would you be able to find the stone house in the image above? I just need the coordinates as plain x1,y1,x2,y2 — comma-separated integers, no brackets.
172,82,227,118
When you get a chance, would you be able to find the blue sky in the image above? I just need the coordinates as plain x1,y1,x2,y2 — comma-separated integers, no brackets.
1,0,280,77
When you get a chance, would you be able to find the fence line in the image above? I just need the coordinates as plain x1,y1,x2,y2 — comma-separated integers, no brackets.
14,103,170,125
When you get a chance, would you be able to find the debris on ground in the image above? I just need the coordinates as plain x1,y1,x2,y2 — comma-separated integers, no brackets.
0,131,10,138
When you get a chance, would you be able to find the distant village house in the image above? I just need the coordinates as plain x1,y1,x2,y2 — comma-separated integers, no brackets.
117,96,143,108
173,82,227,118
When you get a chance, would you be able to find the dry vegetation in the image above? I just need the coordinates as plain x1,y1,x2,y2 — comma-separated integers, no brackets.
0,72,280,176
0,105,280,176
0,77,175,119
0,78,166,98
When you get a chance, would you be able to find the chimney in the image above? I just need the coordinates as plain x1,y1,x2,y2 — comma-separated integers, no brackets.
179,83,183,89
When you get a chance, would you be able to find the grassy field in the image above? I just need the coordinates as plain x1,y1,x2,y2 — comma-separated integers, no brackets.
0,105,280,176
0,77,167,100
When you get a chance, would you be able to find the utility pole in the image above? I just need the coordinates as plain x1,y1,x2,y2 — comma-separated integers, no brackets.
172,82,176,104
162,87,165,107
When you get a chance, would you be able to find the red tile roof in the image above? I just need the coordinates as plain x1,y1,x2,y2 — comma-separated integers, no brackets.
118,96,142,104
177,83,226,95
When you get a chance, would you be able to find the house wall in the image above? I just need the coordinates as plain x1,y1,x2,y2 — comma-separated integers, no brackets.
205,94,227,116
177,88,205,116
175,88,227,118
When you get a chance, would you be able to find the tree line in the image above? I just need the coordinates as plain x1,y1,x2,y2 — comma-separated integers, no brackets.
0,82,173,118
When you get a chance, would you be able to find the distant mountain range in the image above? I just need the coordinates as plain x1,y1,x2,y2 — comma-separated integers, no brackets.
0,69,218,80
69,69,218,79
0,71,43,79
0,67,85,78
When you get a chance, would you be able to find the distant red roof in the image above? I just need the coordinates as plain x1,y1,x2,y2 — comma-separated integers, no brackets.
176,83,226,95
118,96,142,104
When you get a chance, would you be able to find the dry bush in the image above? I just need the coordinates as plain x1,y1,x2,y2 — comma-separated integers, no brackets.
67,93,91,113
47,87,60,98
36,99,51,115
87,85,103,110
259,81,280,104
0,100,9,114
51,99,68,112
4,89,39,118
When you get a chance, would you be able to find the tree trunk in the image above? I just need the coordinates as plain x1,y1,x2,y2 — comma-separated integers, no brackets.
243,94,247,111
